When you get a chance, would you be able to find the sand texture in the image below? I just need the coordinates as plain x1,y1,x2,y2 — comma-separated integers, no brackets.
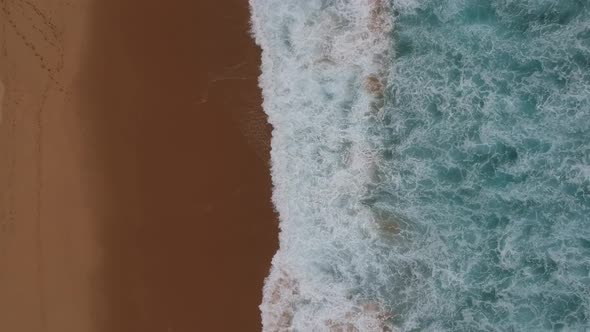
1,1,276,331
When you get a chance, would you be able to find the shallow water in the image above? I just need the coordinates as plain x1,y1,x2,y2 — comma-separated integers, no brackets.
251,0,590,330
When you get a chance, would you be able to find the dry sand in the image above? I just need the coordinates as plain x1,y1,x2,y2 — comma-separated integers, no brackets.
1,1,277,331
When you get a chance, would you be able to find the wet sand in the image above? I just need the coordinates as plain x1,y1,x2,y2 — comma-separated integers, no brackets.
1,0,277,331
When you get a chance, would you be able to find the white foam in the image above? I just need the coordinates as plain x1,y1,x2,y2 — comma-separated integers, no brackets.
250,0,395,330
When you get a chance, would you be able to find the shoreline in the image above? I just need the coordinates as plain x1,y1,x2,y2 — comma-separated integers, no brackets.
252,0,395,329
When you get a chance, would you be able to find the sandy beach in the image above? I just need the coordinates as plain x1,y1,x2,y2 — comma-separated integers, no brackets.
1,1,277,331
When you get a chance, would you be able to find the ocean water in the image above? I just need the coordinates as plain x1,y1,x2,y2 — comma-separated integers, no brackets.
250,0,590,331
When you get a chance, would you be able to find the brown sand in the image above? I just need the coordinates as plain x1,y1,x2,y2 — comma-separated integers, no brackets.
1,0,277,331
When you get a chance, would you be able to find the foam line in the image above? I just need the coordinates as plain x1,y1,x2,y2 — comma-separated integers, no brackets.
250,0,395,330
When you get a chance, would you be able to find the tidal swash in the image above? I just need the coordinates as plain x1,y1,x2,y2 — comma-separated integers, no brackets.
250,1,590,330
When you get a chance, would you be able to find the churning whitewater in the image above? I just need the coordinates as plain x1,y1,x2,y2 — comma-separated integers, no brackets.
251,0,590,331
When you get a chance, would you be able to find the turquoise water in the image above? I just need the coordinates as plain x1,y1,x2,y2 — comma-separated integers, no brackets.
252,0,590,330
369,1,590,330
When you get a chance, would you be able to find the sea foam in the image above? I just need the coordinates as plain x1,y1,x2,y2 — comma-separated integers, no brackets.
250,0,395,330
